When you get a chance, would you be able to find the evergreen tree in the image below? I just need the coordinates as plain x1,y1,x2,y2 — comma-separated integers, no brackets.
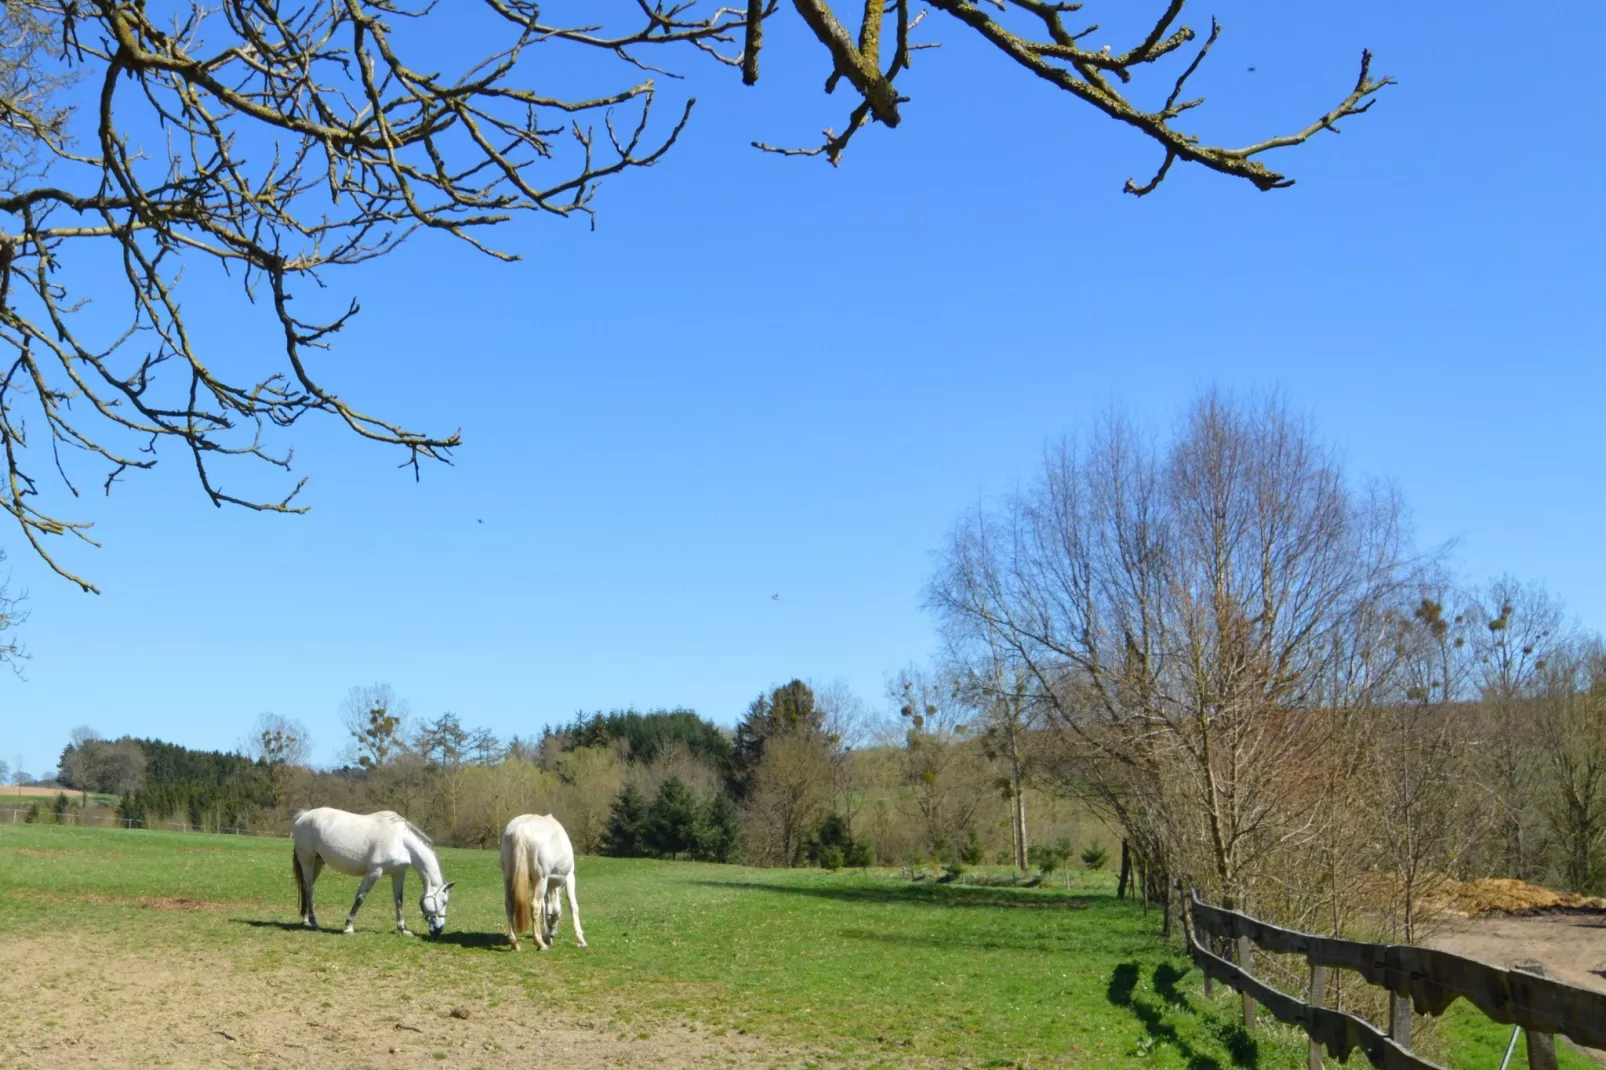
731,679,825,798
601,783,651,857
646,776,703,859
696,793,743,864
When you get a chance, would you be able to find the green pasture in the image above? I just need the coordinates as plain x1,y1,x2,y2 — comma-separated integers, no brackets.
0,823,1589,1068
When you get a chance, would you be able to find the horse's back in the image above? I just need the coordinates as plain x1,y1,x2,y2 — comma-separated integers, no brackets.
294,807,408,875
504,813,576,877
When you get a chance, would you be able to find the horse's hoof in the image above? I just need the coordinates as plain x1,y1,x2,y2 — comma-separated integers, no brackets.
576,939,588,948
343,926,355,935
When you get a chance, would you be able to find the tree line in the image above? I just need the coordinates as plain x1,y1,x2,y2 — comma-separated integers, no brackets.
41,678,1096,869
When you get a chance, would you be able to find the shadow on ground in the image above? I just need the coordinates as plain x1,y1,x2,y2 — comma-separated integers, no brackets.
686,878,1103,912
229,918,509,950
1107,961,1260,1070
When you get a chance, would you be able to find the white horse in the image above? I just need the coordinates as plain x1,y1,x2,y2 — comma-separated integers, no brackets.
500,813,586,951
292,808,455,936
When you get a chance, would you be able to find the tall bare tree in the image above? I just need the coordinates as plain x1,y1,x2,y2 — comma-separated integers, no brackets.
1534,644,1606,894
931,392,1417,911
0,1,1389,591
1467,577,1564,878
1370,592,1483,944
888,664,990,860
341,682,408,771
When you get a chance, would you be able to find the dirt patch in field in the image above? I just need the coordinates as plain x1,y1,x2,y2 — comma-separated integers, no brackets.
1427,912,1606,1064
139,896,228,911
0,934,816,1069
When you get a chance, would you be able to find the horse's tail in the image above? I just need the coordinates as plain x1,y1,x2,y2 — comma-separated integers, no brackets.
507,828,533,938
292,846,307,917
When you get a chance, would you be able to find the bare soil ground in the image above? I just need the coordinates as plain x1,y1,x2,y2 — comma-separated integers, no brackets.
1426,912,1606,1065
0,934,813,1070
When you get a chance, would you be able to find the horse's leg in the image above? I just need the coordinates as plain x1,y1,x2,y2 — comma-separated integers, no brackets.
392,871,412,935
544,884,561,945
343,869,382,934
531,874,551,950
294,849,312,928
565,872,587,948
503,866,521,952
303,854,325,930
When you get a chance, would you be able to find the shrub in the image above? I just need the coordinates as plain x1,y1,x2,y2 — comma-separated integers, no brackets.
1081,840,1109,870
806,813,867,870
52,792,69,824
958,827,984,866
1028,841,1070,877
24,802,40,823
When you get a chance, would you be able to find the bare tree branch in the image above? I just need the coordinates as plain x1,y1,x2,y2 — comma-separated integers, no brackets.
0,0,1388,591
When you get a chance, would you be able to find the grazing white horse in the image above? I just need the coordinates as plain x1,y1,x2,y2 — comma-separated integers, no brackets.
500,813,586,951
292,808,455,936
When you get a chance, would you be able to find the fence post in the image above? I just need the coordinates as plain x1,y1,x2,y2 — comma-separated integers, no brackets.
1307,963,1327,1070
1236,935,1256,1029
1388,992,1412,1049
1516,964,1560,1070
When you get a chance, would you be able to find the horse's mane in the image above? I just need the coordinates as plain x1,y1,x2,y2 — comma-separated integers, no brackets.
369,810,434,848
405,819,434,848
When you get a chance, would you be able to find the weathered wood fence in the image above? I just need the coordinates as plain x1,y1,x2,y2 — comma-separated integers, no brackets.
1185,889,1606,1070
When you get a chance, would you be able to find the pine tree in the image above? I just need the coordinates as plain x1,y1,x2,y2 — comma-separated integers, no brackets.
601,783,650,857
696,793,743,864
646,776,703,860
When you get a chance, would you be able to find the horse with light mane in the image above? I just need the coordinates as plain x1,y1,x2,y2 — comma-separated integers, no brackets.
500,813,587,951
292,807,455,936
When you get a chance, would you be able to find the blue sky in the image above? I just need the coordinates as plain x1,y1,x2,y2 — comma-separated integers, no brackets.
3,1,1603,774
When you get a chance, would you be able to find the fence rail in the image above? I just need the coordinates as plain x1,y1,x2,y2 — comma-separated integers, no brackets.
2,807,288,837
1186,890,1605,1070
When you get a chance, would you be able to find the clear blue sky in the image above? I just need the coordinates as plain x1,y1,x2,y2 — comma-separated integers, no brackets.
3,2,1602,774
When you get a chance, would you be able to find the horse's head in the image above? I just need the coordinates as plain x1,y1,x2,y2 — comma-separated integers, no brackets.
419,881,456,937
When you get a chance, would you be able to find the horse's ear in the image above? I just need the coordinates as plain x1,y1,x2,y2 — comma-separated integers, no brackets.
443,881,457,892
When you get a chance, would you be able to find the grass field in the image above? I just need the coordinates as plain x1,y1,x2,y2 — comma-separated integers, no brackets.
0,823,1593,1068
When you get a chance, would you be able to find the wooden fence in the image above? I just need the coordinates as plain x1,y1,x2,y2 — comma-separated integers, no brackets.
1185,889,1606,1070
2,806,285,836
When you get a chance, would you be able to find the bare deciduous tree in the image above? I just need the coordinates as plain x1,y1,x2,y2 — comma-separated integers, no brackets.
246,710,312,810
0,1,1389,591
341,682,409,770
887,664,990,860
1467,577,1564,878
931,392,1417,912
1535,644,1606,894
743,734,835,866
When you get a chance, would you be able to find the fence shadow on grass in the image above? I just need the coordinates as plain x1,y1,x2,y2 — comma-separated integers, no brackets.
685,878,1105,913
1106,961,1260,1070
834,926,1085,955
